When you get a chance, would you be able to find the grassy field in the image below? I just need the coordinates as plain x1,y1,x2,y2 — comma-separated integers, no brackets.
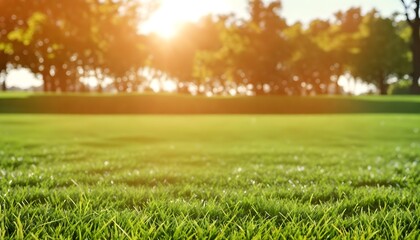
0,114,419,239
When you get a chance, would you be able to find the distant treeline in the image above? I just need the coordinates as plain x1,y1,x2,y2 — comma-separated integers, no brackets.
1,0,420,95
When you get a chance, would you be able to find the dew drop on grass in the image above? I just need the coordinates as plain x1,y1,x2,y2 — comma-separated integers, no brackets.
288,180,296,188
297,166,305,172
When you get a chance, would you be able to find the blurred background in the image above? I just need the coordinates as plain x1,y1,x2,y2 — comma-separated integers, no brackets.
0,0,419,96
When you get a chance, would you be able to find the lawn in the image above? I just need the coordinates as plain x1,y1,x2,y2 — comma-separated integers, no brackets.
0,114,419,239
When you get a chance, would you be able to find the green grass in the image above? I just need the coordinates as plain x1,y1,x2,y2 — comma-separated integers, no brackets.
0,114,419,239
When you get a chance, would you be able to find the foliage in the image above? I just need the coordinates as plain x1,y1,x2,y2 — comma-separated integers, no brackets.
388,79,412,95
0,0,417,95
148,15,222,88
0,0,147,92
399,0,420,93
350,11,411,95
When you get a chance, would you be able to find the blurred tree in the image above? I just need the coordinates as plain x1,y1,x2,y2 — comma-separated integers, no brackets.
0,0,89,92
193,15,244,92
241,0,290,94
194,0,291,95
0,0,415,96
0,2,46,91
400,0,420,93
0,0,148,92
285,8,376,95
94,1,148,92
0,53,7,91
284,22,333,95
388,79,412,95
147,15,222,94
328,8,365,94
351,11,410,95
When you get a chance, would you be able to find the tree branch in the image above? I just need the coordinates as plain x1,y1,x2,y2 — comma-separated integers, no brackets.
401,0,414,26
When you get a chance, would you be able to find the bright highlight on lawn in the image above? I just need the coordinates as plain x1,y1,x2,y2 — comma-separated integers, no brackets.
1,114,419,239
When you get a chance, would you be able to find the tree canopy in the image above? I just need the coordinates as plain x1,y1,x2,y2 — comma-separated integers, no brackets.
0,0,416,95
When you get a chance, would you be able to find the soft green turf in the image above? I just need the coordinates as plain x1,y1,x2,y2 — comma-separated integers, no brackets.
0,115,419,239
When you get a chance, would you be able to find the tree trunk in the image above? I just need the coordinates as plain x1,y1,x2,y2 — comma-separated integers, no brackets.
97,83,103,93
57,72,68,92
1,79,6,91
378,77,388,95
43,80,48,92
333,76,341,95
114,79,121,92
51,79,58,92
42,74,50,92
59,80,68,93
411,21,420,94
0,56,7,92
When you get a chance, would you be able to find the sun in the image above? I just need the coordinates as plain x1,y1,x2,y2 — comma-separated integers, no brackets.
144,4,184,39
142,0,228,39
149,19,179,39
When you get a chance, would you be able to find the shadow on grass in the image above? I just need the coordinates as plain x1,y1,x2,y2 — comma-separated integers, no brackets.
0,95,419,114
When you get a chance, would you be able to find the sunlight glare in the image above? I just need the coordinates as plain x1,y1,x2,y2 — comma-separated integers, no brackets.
162,80,177,92
150,79,161,93
6,68,43,89
142,0,230,38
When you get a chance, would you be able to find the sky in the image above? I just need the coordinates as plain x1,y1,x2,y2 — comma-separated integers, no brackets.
142,0,404,36
281,0,402,24
6,0,406,93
